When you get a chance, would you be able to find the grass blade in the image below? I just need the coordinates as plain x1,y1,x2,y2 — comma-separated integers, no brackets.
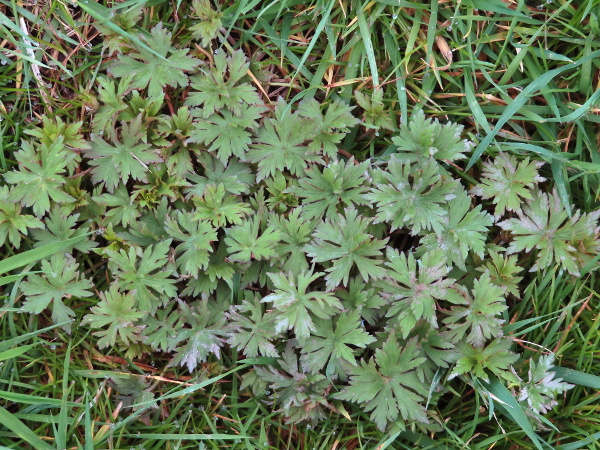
0,406,55,450
467,50,600,169
290,1,334,83
75,0,168,61
550,367,600,389
357,4,379,87
0,234,89,275
0,343,37,362
480,377,548,450
556,432,600,450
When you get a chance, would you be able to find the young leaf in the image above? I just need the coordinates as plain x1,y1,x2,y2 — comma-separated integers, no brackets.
265,172,299,213
108,23,200,98
20,254,94,333
190,0,222,46
91,75,132,137
304,206,388,289
515,354,574,414
192,183,252,227
300,310,376,377
478,250,523,297
261,271,343,342
354,89,395,131
335,277,386,326
470,153,546,219
82,284,145,348
335,333,429,430
24,115,90,155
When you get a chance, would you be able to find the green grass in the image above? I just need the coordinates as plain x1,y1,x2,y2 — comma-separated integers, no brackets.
1,0,600,448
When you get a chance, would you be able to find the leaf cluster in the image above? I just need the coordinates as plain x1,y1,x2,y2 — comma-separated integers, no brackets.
5,36,595,434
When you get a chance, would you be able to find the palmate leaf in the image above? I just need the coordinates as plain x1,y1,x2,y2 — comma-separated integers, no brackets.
449,338,518,383
255,344,332,423
187,105,265,164
300,310,376,378
392,110,471,163
185,50,260,118
354,89,395,131
5,138,76,217
93,183,141,227
225,217,281,263
170,299,227,372
268,208,312,276
515,354,574,415
418,188,493,270
21,254,94,333
108,23,200,98
365,157,459,234
297,98,360,158
443,272,507,347
335,332,429,430
498,189,600,275
288,159,370,221
86,115,162,193
142,304,184,352
190,0,223,47
185,154,254,198
91,75,132,137
0,186,44,249
104,240,177,315
32,207,98,254
192,183,252,227
377,249,460,338
412,323,460,370
247,98,321,181
82,284,145,348
164,211,217,278
470,152,545,219
304,206,388,289
226,293,279,358
261,271,343,342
